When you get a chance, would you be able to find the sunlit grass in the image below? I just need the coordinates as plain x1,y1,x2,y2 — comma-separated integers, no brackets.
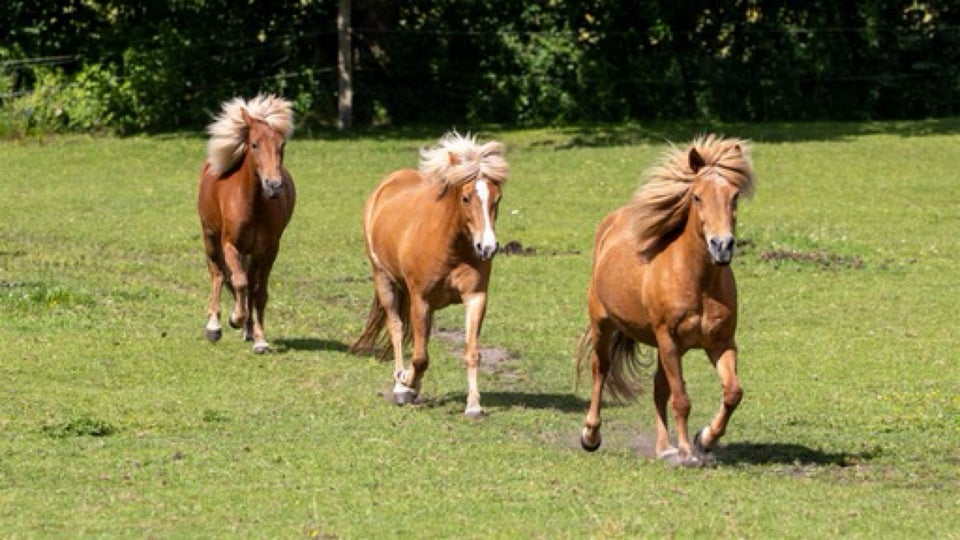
1,122,958,536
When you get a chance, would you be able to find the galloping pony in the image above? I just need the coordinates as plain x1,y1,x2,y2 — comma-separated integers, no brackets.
578,135,756,466
197,94,295,353
350,132,509,418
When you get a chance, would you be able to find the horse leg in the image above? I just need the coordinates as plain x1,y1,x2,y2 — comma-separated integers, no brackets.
374,272,414,404
203,245,225,342
222,242,249,332
694,345,742,456
462,292,487,418
247,262,272,354
652,360,676,460
654,329,700,466
404,294,431,400
580,321,611,451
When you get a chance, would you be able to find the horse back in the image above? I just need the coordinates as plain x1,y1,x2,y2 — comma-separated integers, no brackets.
362,169,434,264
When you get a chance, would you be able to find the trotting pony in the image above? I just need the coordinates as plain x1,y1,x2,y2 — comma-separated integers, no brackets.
350,131,509,418
578,134,756,466
197,94,295,353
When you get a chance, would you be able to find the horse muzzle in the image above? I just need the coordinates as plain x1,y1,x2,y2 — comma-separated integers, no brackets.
262,179,283,199
475,241,499,261
707,235,735,265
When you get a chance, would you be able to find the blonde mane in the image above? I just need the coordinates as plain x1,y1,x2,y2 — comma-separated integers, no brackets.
418,131,509,193
206,94,295,176
630,134,756,254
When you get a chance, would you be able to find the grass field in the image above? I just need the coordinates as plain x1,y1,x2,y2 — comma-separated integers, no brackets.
1,120,958,538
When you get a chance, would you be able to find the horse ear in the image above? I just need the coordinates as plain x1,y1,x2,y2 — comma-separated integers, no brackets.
447,151,460,166
240,107,254,127
688,147,706,173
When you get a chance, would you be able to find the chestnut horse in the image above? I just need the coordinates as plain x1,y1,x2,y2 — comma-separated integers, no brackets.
578,135,756,466
197,94,295,353
350,132,509,418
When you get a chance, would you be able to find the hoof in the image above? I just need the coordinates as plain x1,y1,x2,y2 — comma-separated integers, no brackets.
229,317,242,329
252,341,269,354
693,427,709,453
580,429,601,452
657,448,683,467
205,328,222,342
393,390,418,405
463,406,486,419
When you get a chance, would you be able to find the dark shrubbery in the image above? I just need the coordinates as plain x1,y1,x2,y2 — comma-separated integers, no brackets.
2,0,958,135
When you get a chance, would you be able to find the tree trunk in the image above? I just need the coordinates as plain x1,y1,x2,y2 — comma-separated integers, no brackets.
337,0,353,130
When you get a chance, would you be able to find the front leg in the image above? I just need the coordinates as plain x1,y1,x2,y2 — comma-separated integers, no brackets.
654,327,698,466
222,242,249,333
462,292,487,418
695,344,742,453
404,294,432,397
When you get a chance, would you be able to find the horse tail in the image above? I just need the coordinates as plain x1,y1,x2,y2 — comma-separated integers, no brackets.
575,326,645,402
348,292,411,361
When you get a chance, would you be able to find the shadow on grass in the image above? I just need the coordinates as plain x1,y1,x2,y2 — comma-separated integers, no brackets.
273,337,349,353
715,441,880,467
433,391,590,413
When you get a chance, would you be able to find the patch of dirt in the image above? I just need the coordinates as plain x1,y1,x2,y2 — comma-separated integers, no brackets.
434,327,522,381
759,248,864,270
500,240,581,257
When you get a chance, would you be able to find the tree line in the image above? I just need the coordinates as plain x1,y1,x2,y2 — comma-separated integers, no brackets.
2,0,958,134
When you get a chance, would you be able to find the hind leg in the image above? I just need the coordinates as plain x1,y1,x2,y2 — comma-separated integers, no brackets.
581,320,612,451
372,271,415,403
203,235,225,342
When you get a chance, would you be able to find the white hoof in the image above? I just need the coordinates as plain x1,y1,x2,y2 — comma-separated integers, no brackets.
252,341,269,354
463,406,485,419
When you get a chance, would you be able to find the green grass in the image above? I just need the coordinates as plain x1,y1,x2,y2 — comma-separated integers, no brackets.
1,121,959,537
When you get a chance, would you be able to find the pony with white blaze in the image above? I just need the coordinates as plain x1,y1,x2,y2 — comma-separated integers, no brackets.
350,131,509,418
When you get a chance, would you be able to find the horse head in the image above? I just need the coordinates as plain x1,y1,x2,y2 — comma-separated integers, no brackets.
241,107,287,199
688,146,742,266
459,176,500,261
458,177,502,261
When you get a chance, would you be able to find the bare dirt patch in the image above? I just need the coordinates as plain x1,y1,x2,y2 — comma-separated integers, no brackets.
759,248,864,270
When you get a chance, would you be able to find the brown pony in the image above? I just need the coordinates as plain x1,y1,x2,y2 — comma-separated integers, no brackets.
197,94,295,353
350,131,510,418
578,135,756,466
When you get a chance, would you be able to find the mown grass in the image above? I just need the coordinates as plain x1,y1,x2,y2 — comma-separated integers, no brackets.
1,121,958,537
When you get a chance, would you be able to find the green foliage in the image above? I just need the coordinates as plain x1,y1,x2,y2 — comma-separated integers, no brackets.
0,63,134,135
2,1,959,133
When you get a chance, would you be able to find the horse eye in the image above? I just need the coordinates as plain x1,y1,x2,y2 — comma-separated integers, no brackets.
462,195,470,203
693,194,702,204
251,142,259,150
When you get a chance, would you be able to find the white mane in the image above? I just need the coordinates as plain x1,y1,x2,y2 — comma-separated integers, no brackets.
418,131,509,191
206,94,294,176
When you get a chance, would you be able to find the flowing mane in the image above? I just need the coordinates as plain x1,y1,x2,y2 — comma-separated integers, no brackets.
419,131,510,194
206,94,295,176
629,134,755,254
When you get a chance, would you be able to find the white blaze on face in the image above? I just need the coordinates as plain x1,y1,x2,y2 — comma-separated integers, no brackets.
475,179,497,253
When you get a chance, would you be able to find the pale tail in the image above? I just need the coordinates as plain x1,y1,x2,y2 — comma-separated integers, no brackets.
576,328,645,402
349,293,411,361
